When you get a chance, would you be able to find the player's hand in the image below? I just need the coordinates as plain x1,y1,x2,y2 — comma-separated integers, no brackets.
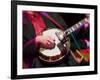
36,35,55,49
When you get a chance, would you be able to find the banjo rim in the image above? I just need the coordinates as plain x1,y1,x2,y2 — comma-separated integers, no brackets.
38,28,70,63
39,52,66,63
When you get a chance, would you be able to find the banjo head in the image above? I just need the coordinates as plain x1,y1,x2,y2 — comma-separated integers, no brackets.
39,28,70,63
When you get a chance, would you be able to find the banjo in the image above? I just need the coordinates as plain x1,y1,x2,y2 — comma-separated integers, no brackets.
39,19,87,63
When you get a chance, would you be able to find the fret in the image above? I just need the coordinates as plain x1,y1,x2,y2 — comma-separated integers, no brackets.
71,27,75,31
67,28,72,34
74,24,78,30
70,28,73,32
71,26,75,31
73,24,79,31
79,22,82,26
75,24,79,28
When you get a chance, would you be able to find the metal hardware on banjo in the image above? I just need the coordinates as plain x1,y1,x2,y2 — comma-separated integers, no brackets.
39,19,86,63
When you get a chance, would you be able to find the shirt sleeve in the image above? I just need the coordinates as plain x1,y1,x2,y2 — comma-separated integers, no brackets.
23,13,39,64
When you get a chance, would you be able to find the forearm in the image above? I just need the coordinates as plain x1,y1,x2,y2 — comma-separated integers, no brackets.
23,37,39,58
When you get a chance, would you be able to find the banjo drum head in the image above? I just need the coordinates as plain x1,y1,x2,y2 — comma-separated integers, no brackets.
39,29,68,63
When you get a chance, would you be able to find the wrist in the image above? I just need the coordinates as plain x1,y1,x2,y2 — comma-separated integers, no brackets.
35,35,42,48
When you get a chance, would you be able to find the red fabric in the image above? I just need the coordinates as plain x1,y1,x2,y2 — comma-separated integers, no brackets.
26,12,46,36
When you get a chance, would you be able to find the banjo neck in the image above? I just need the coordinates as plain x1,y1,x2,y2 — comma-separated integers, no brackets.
64,18,86,36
